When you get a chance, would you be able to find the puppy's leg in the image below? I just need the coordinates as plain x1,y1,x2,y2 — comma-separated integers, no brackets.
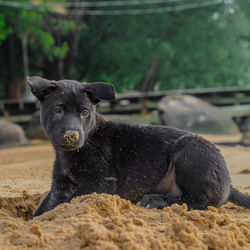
138,194,183,209
139,134,231,210
138,193,211,210
173,134,230,209
32,177,117,218
66,177,117,202
32,190,71,218
32,191,54,218
138,160,183,209
32,180,75,218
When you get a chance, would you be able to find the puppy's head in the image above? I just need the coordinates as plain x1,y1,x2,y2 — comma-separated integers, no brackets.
28,76,115,151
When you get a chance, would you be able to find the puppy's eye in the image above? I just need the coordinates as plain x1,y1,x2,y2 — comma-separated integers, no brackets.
53,107,62,113
81,109,89,117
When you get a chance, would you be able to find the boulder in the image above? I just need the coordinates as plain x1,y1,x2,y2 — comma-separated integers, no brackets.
158,95,239,135
240,117,250,145
241,132,250,145
25,111,47,140
0,118,29,147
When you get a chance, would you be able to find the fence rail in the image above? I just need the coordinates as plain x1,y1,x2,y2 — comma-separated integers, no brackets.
1,86,250,128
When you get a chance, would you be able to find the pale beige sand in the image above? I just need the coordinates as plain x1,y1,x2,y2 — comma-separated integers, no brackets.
0,141,249,249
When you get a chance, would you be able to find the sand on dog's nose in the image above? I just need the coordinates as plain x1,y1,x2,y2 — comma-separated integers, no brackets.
64,131,80,145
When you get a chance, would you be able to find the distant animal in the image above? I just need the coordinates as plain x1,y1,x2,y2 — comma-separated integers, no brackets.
28,76,250,218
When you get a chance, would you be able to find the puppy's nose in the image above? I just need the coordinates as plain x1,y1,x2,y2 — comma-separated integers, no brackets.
64,131,80,144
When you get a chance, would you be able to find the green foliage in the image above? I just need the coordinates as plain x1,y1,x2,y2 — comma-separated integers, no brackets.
1,0,250,96
74,0,250,92
0,0,76,79
0,13,12,44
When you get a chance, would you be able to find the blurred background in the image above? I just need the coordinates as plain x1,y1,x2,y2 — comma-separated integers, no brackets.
1,0,250,147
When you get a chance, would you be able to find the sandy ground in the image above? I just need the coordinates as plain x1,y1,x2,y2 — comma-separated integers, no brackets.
0,140,249,249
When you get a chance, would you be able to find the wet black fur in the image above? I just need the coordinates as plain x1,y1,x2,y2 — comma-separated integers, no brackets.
28,77,250,218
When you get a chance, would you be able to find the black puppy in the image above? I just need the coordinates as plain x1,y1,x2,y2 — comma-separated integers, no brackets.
28,76,250,217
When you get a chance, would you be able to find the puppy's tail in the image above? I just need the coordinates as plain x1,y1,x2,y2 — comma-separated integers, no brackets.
229,185,250,208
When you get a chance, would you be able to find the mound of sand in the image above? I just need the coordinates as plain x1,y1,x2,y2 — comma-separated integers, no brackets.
0,143,249,249
0,193,249,249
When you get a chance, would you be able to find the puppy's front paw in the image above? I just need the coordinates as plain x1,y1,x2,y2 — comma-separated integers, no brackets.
138,194,168,209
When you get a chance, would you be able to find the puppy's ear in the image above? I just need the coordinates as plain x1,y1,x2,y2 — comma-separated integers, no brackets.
27,76,57,101
84,82,116,104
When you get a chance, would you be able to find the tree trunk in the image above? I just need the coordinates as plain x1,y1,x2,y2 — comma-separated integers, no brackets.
5,35,21,99
140,58,161,92
22,34,35,101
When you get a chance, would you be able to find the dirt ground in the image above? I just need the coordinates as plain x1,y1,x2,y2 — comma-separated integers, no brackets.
0,138,249,249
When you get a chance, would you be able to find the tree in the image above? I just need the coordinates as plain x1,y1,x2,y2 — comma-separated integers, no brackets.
1,0,250,98
74,0,250,92
0,0,79,98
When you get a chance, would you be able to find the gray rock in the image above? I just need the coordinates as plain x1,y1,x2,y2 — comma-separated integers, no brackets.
241,133,250,145
0,118,29,146
240,117,250,145
26,111,47,140
158,95,239,135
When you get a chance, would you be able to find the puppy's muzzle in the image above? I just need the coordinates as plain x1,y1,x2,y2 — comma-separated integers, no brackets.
64,131,80,145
